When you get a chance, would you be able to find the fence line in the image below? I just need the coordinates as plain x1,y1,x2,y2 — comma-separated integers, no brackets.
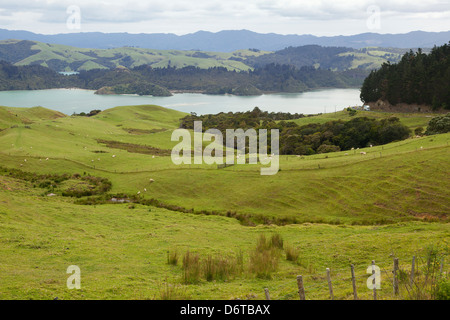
264,254,448,300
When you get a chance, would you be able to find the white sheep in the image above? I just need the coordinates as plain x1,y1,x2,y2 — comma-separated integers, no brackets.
112,155,116,158
137,191,141,195
149,179,155,183
360,151,366,155
144,188,147,192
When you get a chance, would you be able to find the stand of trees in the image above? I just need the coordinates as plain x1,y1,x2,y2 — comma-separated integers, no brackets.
180,107,411,155
360,42,450,110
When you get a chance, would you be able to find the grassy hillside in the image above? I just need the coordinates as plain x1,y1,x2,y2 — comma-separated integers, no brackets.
1,40,408,74
0,106,65,129
0,40,266,72
0,105,448,300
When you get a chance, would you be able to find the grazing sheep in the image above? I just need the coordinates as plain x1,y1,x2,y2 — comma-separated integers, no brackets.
360,151,366,155
345,153,349,156
370,144,373,148
137,191,141,195
144,188,147,192
112,155,116,158
149,179,155,183
46,158,49,161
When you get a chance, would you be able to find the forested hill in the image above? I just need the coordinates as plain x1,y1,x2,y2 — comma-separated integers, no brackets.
245,45,405,71
360,42,450,110
0,61,367,95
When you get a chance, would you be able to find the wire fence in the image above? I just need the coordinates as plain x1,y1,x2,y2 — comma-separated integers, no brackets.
263,254,449,300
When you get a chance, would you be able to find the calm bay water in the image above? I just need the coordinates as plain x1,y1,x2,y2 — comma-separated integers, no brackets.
0,88,362,115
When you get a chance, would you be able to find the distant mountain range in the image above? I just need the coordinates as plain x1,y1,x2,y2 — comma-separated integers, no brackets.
0,29,449,52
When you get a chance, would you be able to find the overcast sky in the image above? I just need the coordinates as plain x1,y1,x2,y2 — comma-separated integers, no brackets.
0,0,449,36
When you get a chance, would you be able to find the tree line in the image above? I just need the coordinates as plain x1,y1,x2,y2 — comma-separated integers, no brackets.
180,107,411,155
0,60,366,95
360,42,450,110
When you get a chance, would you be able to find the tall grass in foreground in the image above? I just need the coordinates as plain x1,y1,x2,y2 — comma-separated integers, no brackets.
167,249,179,266
158,278,189,300
181,250,244,283
284,244,300,263
249,234,283,279
182,250,202,284
398,245,449,300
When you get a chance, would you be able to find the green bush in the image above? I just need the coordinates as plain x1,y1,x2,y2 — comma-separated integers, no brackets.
435,279,450,300
425,113,450,135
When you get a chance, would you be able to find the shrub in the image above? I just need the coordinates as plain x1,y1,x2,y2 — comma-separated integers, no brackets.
425,113,450,135
414,127,424,136
435,279,450,300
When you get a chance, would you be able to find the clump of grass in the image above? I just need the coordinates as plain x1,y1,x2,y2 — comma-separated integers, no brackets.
249,234,281,279
182,250,201,284
167,249,179,266
203,255,234,282
284,244,300,262
158,279,189,300
270,233,284,249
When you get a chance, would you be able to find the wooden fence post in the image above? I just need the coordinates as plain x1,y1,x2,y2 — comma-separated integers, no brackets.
372,260,377,300
351,264,358,300
326,268,334,300
264,288,270,300
297,275,306,300
393,258,399,296
410,256,415,285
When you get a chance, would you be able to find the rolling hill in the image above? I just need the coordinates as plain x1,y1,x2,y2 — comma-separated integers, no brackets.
1,39,408,73
0,39,266,72
0,104,448,300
